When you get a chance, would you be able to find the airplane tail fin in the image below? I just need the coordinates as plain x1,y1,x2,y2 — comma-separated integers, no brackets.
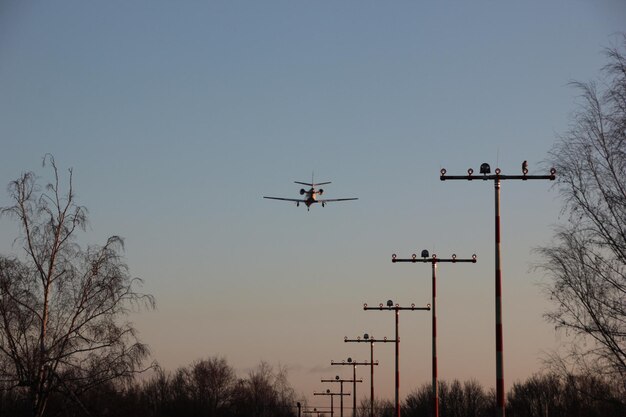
294,172,331,187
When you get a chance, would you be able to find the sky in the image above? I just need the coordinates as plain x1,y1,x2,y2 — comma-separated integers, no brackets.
1,0,625,409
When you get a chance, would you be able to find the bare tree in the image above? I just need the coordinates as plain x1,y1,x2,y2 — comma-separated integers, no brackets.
0,156,155,417
506,372,624,417
538,35,626,392
140,367,173,417
246,361,287,417
189,356,236,416
463,380,491,417
507,374,561,417
403,385,432,417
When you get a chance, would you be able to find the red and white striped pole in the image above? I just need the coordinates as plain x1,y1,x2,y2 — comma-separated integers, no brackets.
395,306,400,417
432,262,439,417
344,335,383,417
330,358,370,417
440,163,556,417
494,179,505,417
363,302,430,417
370,342,374,417
392,252,476,417
314,390,349,417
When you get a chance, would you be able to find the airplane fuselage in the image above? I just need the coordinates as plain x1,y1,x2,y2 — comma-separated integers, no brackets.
303,188,317,207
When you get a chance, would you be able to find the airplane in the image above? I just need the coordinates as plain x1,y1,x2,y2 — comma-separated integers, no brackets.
264,176,358,211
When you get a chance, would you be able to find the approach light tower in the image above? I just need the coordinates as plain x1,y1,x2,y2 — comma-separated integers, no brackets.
303,408,323,417
314,389,350,417
321,375,362,417
363,300,430,417
440,161,555,417
344,334,387,417
331,357,373,417
392,251,477,417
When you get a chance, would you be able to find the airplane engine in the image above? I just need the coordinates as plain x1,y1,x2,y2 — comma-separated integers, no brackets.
318,189,324,195
300,189,305,195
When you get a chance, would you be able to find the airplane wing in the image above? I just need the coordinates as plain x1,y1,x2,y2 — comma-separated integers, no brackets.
317,198,359,203
263,196,306,203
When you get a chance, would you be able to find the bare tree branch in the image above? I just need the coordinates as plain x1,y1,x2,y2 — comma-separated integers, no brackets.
0,157,155,417
539,35,626,395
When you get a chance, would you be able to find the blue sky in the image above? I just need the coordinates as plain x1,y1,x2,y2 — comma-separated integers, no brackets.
1,0,625,406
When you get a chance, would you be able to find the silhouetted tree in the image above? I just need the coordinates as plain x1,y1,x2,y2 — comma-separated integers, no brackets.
448,380,465,417
507,374,562,417
0,156,155,417
463,380,491,417
403,384,432,417
246,361,277,417
190,356,236,416
559,372,624,417
340,396,393,417
352,397,368,417
507,372,624,417
538,35,626,394
140,368,172,417
169,367,194,416
403,380,491,417
2,367,623,417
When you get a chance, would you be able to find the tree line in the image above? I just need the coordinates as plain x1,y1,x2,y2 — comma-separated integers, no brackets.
1,355,623,417
0,356,300,417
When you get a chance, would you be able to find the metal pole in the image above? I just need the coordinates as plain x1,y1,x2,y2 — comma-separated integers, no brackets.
392,252,476,417
363,303,430,417
370,342,374,417
395,307,400,417
323,377,360,417
432,262,438,417
322,376,354,417
440,163,555,417
495,179,504,417
352,363,357,417
340,380,344,417
331,360,367,417
314,391,349,417
345,336,389,417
